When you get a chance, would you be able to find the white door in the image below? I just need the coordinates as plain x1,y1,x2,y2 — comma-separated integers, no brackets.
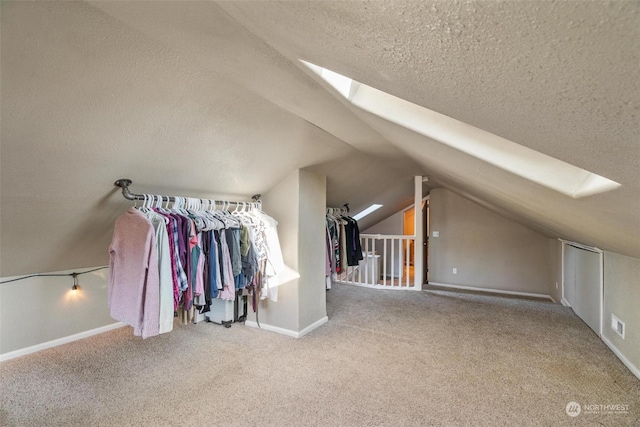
563,243,602,335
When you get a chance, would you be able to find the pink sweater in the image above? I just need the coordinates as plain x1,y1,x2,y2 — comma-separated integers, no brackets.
108,208,160,338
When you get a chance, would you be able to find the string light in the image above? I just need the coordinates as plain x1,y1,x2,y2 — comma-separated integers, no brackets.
71,273,79,294
0,266,107,290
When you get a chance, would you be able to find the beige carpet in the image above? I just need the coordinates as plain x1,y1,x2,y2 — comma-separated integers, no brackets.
1,284,638,426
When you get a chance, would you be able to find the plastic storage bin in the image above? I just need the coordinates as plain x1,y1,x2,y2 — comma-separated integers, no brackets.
206,298,235,324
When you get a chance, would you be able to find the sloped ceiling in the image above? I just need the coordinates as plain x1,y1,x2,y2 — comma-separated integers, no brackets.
1,1,638,277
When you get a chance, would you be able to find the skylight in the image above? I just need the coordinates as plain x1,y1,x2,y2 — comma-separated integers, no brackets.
353,204,383,221
301,60,621,199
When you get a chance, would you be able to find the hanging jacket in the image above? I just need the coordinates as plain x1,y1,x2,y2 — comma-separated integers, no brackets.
108,208,160,339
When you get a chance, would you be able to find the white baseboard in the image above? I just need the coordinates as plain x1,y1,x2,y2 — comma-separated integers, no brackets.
601,335,640,380
245,321,297,338
298,316,329,338
245,316,328,339
427,282,555,302
561,297,571,307
0,322,127,362
336,281,421,291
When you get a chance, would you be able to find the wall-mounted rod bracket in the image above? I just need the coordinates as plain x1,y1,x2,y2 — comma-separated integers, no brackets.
114,179,136,200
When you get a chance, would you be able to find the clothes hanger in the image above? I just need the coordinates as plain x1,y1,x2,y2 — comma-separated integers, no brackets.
242,202,254,223
217,200,240,228
246,202,260,223
170,195,180,212
143,194,154,213
151,195,171,224
191,199,208,230
193,198,216,231
200,199,224,230
157,194,170,213
176,196,187,215
198,198,217,230
232,202,254,226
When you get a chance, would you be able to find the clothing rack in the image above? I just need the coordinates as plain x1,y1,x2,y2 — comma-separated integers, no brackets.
112,178,278,334
326,204,350,216
114,178,262,208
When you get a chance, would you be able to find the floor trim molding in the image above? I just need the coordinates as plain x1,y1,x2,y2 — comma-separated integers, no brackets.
427,282,555,302
601,336,640,381
245,316,328,339
0,322,127,362
298,316,329,338
336,281,420,291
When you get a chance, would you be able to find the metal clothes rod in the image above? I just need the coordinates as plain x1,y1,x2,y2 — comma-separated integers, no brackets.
114,179,261,207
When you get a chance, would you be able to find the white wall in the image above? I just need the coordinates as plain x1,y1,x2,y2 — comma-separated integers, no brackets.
298,170,328,331
0,267,117,357
252,171,301,332
603,252,640,375
249,169,327,335
363,210,403,235
429,188,553,296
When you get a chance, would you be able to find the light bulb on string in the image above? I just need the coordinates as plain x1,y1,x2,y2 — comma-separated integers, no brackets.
71,273,79,295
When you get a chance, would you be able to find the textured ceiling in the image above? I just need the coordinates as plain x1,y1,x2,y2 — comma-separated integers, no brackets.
1,1,638,276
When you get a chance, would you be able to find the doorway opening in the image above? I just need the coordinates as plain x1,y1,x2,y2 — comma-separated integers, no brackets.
402,197,429,285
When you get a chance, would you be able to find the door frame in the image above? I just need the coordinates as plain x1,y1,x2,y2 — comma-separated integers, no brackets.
560,239,604,336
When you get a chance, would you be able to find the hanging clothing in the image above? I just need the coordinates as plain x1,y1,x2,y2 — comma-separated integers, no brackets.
144,210,174,334
324,210,363,286
108,208,160,339
153,210,182,309
325,222,332,290
344,217,363,266
109,199,284,337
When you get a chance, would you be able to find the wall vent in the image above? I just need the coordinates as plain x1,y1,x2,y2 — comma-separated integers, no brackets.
611,314,625,339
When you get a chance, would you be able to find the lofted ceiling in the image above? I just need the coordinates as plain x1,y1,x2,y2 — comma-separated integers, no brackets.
1,1,638,277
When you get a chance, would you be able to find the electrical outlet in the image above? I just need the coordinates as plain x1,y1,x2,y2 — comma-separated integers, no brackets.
453,267,457,274
611,314,625,339
432,231,439,238
555,282,558,289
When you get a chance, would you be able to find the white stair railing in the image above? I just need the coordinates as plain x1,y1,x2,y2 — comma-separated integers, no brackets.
336,234,417,289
